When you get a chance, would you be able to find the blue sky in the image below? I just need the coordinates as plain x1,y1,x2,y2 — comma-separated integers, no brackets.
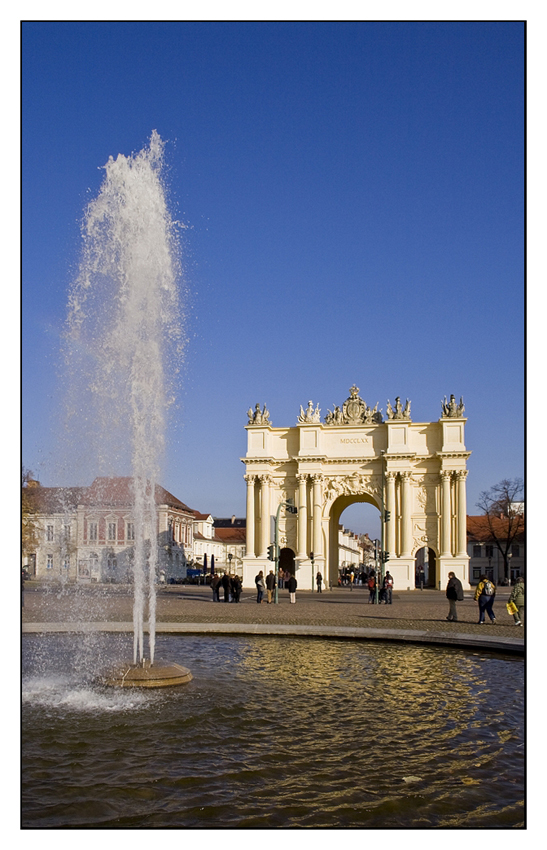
22,21,524,536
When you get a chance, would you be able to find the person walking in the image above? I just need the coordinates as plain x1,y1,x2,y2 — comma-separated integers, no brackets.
445,571,464,621
211,572,221,602
255,570,265,604
316,571,323,593
288,573,297,604
508,576,524,626
266,569,276,603
367,572,376,603
382,571,394,604
221,571,231,603
349,570,355,590
474,574,496,624
278,567,284,589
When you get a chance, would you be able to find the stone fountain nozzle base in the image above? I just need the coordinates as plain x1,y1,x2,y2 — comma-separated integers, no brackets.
102,659,193,688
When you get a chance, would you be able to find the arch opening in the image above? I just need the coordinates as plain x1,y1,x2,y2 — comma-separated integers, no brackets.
414,546,438,589
328,495,381,587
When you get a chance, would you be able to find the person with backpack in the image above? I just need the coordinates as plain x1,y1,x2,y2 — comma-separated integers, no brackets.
474,574,496,624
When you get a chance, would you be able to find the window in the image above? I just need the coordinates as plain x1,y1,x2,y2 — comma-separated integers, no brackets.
47,554,53,570
108,522,117,541
63,557,70,570
472,545,482,558
485,545,494,558
64,525,71,540
127,522,135,541
511,544,520,557
89,522,98,542
46,525,54,542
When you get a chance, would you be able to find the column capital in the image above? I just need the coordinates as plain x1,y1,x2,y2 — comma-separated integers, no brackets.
296,473,309,483
455,470,468,481
244,474,256,484
441,470,453,482
311,473,324,484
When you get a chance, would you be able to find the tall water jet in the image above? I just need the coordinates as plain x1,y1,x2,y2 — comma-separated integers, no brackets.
63,131,185,668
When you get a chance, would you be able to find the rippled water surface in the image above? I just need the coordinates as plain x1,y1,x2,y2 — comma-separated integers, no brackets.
22,634,524,828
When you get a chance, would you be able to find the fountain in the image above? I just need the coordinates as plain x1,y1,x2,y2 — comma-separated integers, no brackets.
63,131,191,687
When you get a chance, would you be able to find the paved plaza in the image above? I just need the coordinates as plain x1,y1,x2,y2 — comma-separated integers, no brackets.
22,582,524,655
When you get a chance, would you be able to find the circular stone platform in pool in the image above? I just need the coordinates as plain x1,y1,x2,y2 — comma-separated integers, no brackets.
102,659,193,688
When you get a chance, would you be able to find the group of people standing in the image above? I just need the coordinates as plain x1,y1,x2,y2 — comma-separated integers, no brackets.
255,570,297,603
210,571,241,603
366,570,394,604
446,572,525,625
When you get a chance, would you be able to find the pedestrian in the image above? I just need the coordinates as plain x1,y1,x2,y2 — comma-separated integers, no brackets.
288,573,297,603
349,570,355,590
284,569,290,588
316,571,323,593
266,569,276,603
367,573,376,603
382,571,394,604
221,571,231,603
22,568,26,608
508,576,524,626
445,571,464,621
255,570,265,604
278,567,284,589
231,573,241,603
211,572,221,602
474,574,496,624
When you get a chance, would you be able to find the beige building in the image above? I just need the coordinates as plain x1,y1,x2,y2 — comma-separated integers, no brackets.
241,387,470,590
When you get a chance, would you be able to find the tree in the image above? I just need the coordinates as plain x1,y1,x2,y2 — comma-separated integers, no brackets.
476,478,524,582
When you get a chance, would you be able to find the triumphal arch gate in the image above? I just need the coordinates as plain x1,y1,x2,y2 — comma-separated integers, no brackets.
241,386,470,591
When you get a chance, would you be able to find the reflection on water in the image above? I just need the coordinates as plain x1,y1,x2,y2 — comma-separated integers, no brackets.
22,634,524,828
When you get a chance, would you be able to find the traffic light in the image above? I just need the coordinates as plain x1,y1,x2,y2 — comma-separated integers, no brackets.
384,510,391,522
382,551,390,563
267,544,275,561
286,505,298,514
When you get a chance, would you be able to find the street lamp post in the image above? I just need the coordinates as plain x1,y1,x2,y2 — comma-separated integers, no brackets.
272,499,298,604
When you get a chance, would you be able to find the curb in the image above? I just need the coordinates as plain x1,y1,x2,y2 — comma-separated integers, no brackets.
22,621,524,655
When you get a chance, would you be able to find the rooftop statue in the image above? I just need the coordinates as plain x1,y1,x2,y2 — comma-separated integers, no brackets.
441,394,465,418
386,396,411,421
298,400,321,423
247,403,271,425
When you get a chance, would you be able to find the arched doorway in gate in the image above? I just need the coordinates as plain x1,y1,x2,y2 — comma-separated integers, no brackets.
328,494,381,587
415,546,438,588
279,547,295,577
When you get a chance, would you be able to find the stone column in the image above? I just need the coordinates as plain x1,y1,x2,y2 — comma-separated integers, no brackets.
385,472,396,559
259,475,271,558
244,474,256,558
312,474,323,559
400,472,412,557
456,470,468,556
297,473,308,559
441,471,452,556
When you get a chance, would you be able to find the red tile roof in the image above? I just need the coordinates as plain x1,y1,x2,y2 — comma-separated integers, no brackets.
467,514,525,542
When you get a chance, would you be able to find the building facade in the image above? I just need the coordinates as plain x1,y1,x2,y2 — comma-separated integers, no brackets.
24,477,195,583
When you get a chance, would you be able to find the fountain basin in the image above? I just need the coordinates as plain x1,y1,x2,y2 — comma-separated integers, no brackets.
101,659,192,688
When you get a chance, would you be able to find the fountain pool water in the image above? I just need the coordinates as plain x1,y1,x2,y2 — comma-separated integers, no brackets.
62,132,185,681
22,633,524,828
